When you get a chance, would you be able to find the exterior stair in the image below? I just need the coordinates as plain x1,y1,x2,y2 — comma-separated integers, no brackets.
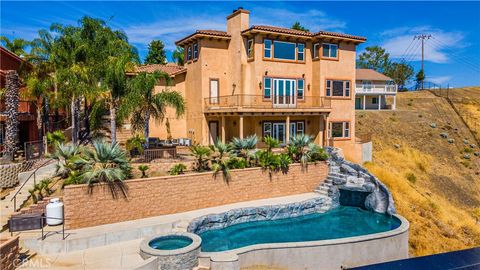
314,164,343,197
0,161,57,230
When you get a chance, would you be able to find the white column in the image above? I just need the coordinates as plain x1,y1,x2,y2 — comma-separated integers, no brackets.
286,115,290,144
363,95,366,110
378,95,382,110
319,115,324,146
239,115,244,139
393,95,397,110
221,116,226,143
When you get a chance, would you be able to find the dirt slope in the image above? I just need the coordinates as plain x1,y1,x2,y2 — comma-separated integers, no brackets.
356,89,480,256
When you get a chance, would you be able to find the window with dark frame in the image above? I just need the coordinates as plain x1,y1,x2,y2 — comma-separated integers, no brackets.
193,43,198,59
297,43,305,61
247,39,254,58
187,46,192,61
296,122,304,135
322,43,338,58
262,121,305,138
297,79,304,99
264,77,272,99
274,41,296,60
326,80,351,97
263,122,272,137
313,43,319,58
329,122,350,138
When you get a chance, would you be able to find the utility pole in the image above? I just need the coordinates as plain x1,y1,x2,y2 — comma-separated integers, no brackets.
414,34,432,90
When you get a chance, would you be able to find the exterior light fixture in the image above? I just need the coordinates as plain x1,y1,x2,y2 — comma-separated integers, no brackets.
259,81,262,89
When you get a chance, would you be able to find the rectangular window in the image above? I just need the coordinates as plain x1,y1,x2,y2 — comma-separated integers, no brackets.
297,79,304,100
273,41,296,60
187,46,192,61
313,43,319,58
264,77,271,99
322,43,338,59
209,79,219,104
329,122,350,139
326,80,351,97
264,39,272,58
193,43,198,60
247,39,254,58
372,97,378,104
296,121,304,135
263,122,272,138
297,43,305,61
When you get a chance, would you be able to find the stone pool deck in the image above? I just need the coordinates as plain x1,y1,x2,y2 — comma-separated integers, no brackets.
18,193,323,269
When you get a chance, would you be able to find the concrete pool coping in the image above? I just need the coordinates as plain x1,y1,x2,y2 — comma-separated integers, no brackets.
198,214,410,269
140,232,201,257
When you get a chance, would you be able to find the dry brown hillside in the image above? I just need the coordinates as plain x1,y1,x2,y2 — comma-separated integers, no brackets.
356,89,480,256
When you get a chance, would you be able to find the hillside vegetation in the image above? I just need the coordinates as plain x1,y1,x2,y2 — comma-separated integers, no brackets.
356,89,480,256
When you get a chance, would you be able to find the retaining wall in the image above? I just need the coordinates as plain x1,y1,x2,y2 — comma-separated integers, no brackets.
63,162,328,229
0,159,48,188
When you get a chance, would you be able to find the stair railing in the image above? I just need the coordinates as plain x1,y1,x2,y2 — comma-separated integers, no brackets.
10,159,54,212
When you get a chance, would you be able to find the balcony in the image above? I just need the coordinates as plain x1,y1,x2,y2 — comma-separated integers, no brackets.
355,84,397,94
204,95,331,113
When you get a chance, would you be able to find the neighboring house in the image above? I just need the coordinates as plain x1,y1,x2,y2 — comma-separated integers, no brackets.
0,46,37,149
145,8,368,161
355,69,397,110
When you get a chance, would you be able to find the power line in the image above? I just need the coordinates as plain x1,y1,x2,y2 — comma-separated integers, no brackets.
414,34,432,89
427,37,480,72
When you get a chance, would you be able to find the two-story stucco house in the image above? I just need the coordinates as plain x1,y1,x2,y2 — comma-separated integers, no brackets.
144,8,369,161
355,68,398,110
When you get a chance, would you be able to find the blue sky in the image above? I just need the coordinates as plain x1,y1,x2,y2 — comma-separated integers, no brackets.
1,1,480,87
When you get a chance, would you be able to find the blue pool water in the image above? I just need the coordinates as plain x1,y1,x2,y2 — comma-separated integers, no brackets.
199,206,401,252
149,236,193,250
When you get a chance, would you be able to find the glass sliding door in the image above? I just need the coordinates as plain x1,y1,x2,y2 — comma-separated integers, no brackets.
272,123,286,144
273,79,296,108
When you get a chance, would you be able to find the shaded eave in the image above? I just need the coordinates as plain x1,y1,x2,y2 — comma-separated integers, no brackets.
175,31,231,46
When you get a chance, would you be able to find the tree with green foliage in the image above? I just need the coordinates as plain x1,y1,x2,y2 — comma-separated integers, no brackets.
357,46,391,73
385,62,414,90
172,46,184,66
291,22,309,32
144,40,167,65
415,70,425,90
0,36,31,57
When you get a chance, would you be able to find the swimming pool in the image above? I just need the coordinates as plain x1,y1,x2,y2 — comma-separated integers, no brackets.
199,206,401,252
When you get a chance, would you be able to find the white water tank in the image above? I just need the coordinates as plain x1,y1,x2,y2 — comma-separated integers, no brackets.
46,198,64,226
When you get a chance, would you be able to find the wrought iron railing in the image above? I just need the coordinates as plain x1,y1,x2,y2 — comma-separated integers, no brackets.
204,95,331,110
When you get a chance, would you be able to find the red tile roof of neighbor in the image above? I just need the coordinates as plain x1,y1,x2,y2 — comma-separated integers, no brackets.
356,69,393,81
134,63,186,76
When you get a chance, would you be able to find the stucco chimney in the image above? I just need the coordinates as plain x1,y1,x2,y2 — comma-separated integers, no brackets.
226,7,250,34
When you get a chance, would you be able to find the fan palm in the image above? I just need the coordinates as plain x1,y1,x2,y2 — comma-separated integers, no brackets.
189,144,211,172
124,71,185,142
288,134,313,167
51,142,83,178
0,36,30,57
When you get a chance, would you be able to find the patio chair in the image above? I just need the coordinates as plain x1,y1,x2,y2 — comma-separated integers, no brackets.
171,139,179,146
159,140,166,147
148,137,160,148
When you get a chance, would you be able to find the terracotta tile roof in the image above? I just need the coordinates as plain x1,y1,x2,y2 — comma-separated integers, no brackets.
243,25,313,37
242,25,366,42
356,69,392,81
134,63,186,76
175,30,231,46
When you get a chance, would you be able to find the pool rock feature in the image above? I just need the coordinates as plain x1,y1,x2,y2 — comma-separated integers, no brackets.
323,147,396,215
140,232,201,270
188,196,332,235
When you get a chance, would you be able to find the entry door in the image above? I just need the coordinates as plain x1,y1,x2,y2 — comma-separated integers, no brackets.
272,123,286,144
355,97,362,109
273,79,296,108
210,79,219,104
209,121,218,145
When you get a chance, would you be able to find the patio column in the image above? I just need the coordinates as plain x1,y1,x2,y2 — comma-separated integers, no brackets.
393,95,397,110
378,95,382,110
363,95,366,110
221,115,226,143
286,115,290,144
324,115,330,147
239,115,244,139
319,115,324,146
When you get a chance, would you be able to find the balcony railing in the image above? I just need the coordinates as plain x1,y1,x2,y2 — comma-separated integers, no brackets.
0,100,36,115
355,84,397,94
204,95,331,110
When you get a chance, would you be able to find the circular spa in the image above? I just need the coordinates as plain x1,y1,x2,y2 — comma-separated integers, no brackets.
140,232,201,270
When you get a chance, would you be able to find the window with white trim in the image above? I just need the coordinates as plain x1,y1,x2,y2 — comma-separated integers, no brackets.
263,122,272,137
313,43,319,59
187,46,192,61
296,121,304,135
297,43,305,61
247,39,254,58
326,80,351,97
322,43,338,58
329,122,350,138
264,77,272,99
264,39,272,58
297,79,305,100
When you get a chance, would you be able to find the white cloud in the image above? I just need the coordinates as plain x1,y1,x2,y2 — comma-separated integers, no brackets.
380,26,466,64
428,76,452,84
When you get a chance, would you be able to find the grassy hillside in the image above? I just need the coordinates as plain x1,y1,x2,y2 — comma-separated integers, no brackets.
356,89,480,256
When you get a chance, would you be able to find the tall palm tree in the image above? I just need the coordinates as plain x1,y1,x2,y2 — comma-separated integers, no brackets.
3,71,20,161
0,36,30,57
125,71,185,143
172,46,184,66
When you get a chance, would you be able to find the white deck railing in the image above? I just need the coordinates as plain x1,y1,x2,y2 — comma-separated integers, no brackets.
355,84,397,94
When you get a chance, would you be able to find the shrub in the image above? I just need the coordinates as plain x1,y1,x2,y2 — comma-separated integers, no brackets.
189,145,211,172
126,134,146,156
256,150,292,174
46,131,66,148
29,178,53,203
226,157,247,169
463,147,474,154
138,165,149,178
230,135,257,159
170,163,187,175
405,172,417,184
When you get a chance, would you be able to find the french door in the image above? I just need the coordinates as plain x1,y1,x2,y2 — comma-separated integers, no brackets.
272,123,286,144
273,79,296,108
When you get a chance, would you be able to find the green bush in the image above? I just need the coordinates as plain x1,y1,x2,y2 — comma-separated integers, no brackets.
138,165,149,178
126,134,146,156
29,178,53,203
46,131,66,148
170,163,187,175
226,157,247,169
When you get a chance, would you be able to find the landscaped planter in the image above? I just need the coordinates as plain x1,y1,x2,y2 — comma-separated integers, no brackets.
140,232,201,270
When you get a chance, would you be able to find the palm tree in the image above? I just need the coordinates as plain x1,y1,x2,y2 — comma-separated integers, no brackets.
230,135,258,157
288,134,313,167
0,36,30,57
125,71,185,143
172,46,184,66
189,144,211,172
3,71,20,161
